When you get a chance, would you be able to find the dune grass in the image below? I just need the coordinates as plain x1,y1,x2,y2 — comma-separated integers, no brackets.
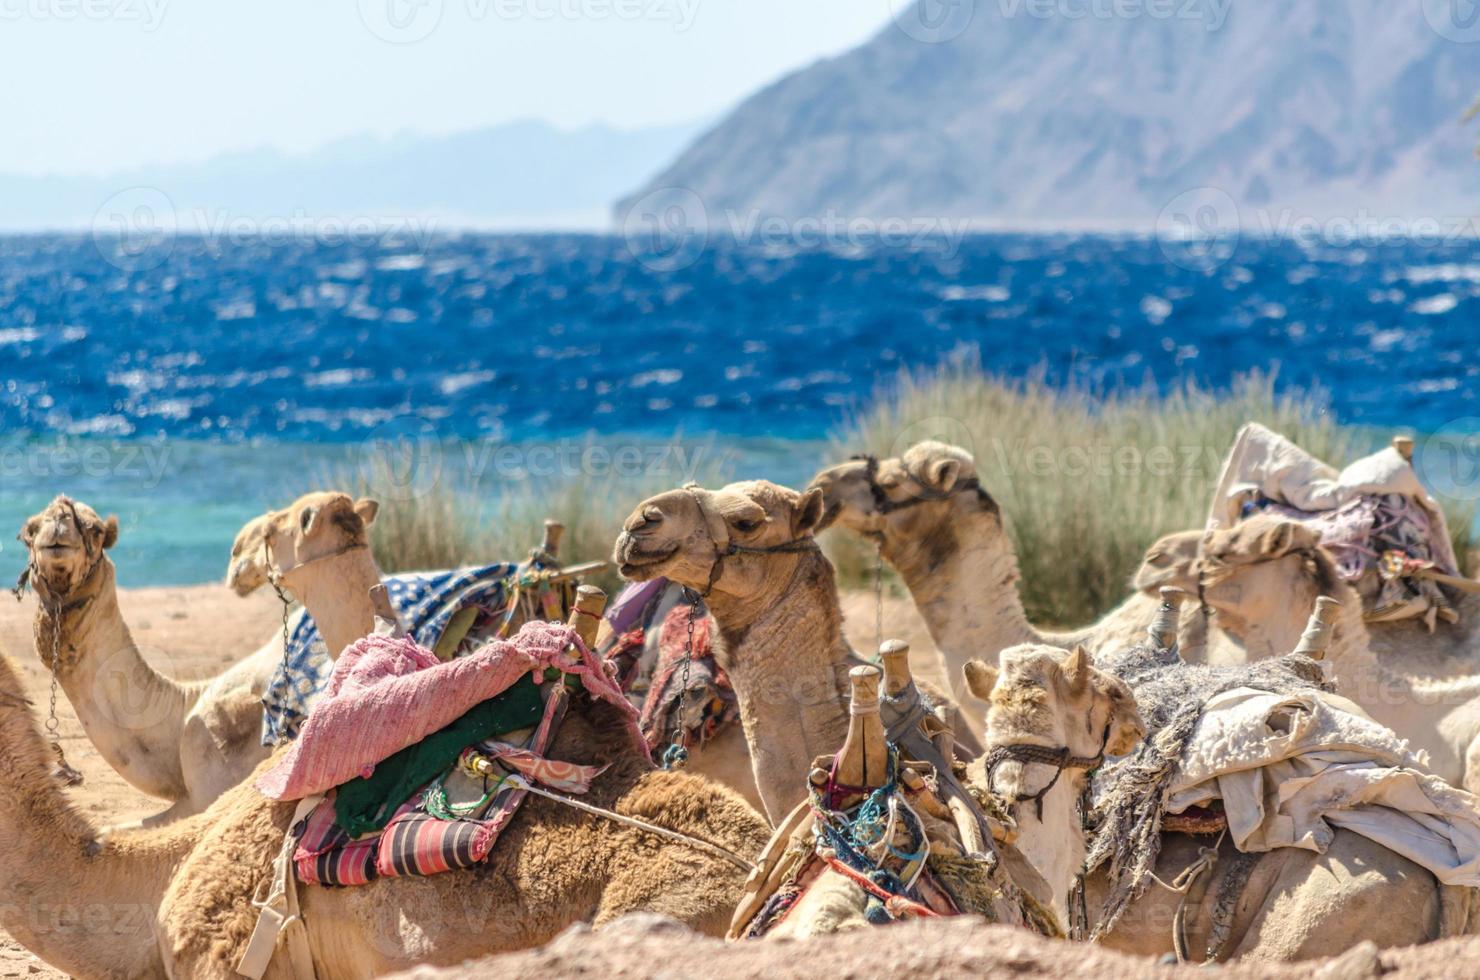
826,366,1476,628
322,369,1474,628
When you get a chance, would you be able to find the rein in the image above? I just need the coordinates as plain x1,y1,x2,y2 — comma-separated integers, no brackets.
682,485,820,597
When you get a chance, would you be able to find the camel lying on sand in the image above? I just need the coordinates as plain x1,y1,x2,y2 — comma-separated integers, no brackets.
961,640,1462,961
612,479,1057,929
1190,517,1480,792
0,597,769,979
808,441,1229,733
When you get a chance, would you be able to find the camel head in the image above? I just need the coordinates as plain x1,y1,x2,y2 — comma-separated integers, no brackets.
1193,515,1340,657
962,644,1144,808
17,495,119,603
807,440,999,554
613,480,826,608
1132,529,1204,595
227,491,379,597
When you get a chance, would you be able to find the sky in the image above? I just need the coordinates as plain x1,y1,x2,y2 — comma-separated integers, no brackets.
0,0,894,177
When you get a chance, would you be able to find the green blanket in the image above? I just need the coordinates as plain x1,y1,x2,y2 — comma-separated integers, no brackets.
333,673,546,836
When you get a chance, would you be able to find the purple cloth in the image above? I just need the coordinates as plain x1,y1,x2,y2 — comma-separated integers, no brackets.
604,578,668,636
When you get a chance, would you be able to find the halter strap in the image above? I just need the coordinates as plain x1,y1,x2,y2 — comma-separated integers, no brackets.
682,485,820,597
983,723,1110,819
851,454,988,516
12,497,106,614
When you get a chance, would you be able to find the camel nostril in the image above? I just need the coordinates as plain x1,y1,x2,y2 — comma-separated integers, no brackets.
624,507,664,533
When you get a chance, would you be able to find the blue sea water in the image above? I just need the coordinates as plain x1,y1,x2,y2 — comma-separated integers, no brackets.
1,232,1477,585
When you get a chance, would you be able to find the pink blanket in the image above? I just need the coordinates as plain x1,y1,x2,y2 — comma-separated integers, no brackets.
259,620,647,801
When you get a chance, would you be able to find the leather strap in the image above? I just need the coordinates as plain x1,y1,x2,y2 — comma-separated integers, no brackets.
237,796,321,979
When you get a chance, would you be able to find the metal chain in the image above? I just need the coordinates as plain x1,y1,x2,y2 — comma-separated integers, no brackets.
44,602,82,786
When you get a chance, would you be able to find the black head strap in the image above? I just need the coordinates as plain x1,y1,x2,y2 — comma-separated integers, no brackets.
850,453,990,515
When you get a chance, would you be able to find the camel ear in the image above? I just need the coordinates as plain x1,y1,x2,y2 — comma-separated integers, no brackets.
1104,687,1147,756
925,457,962,493
962,659,998,702
354,498,380,529
1257,522,1296,557
794,487,825,535
100,515,119,550
1062,644,1092,690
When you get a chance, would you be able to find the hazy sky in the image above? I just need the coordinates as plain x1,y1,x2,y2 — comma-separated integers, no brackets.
1,0,894,176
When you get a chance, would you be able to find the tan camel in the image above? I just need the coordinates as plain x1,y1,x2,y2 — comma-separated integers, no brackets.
0,613,769,977
1192,517,1480,793
613,480,853,825
808,442,1229,733
961,643,1457,961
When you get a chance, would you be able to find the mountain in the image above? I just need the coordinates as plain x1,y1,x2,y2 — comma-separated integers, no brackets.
617,2,1480,229
1,119,700,231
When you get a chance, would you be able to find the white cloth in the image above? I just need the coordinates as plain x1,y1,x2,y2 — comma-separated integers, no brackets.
1205,422,1460,574
1165,687,1480,886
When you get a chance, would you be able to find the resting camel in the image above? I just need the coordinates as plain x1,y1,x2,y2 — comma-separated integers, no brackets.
961,642,1461,961
15,494,322,825
1189,517,1480,792
0,601,769,978
808,442,1228,732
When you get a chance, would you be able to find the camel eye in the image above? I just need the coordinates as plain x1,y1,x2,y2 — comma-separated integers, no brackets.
733,518,761,534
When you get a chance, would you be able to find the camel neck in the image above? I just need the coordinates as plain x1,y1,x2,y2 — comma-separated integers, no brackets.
1002,772,1085,929
708,552,852,824
34,559,197,800
883,503,1042,666
0,659,189,978
281,548,383,658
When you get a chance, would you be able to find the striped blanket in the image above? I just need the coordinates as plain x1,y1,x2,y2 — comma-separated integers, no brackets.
261,563,518,745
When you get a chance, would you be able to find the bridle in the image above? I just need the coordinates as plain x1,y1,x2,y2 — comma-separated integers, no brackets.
851,453,991,517
682,485,820,597
981,723,1109,820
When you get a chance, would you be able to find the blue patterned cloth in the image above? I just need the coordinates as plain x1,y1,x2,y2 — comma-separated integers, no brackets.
261,562,520,745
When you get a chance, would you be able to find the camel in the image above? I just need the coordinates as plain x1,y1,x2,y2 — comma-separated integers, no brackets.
1190,516,1480,793
0,597,770,978
15,494,326,825
961,642,1459,961
808,442,1229,733
612,479,854,825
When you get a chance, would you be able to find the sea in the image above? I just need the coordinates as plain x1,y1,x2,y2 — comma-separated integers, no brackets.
1,231,1476,585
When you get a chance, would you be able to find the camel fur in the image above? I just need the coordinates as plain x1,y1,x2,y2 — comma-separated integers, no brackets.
962,644,1459,961
0,633,768,978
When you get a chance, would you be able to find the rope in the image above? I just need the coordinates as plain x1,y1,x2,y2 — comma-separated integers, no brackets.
507,773,756,872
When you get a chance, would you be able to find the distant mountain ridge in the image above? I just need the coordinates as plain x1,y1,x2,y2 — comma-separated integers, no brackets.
2,119,701,231
618,1,1480,229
